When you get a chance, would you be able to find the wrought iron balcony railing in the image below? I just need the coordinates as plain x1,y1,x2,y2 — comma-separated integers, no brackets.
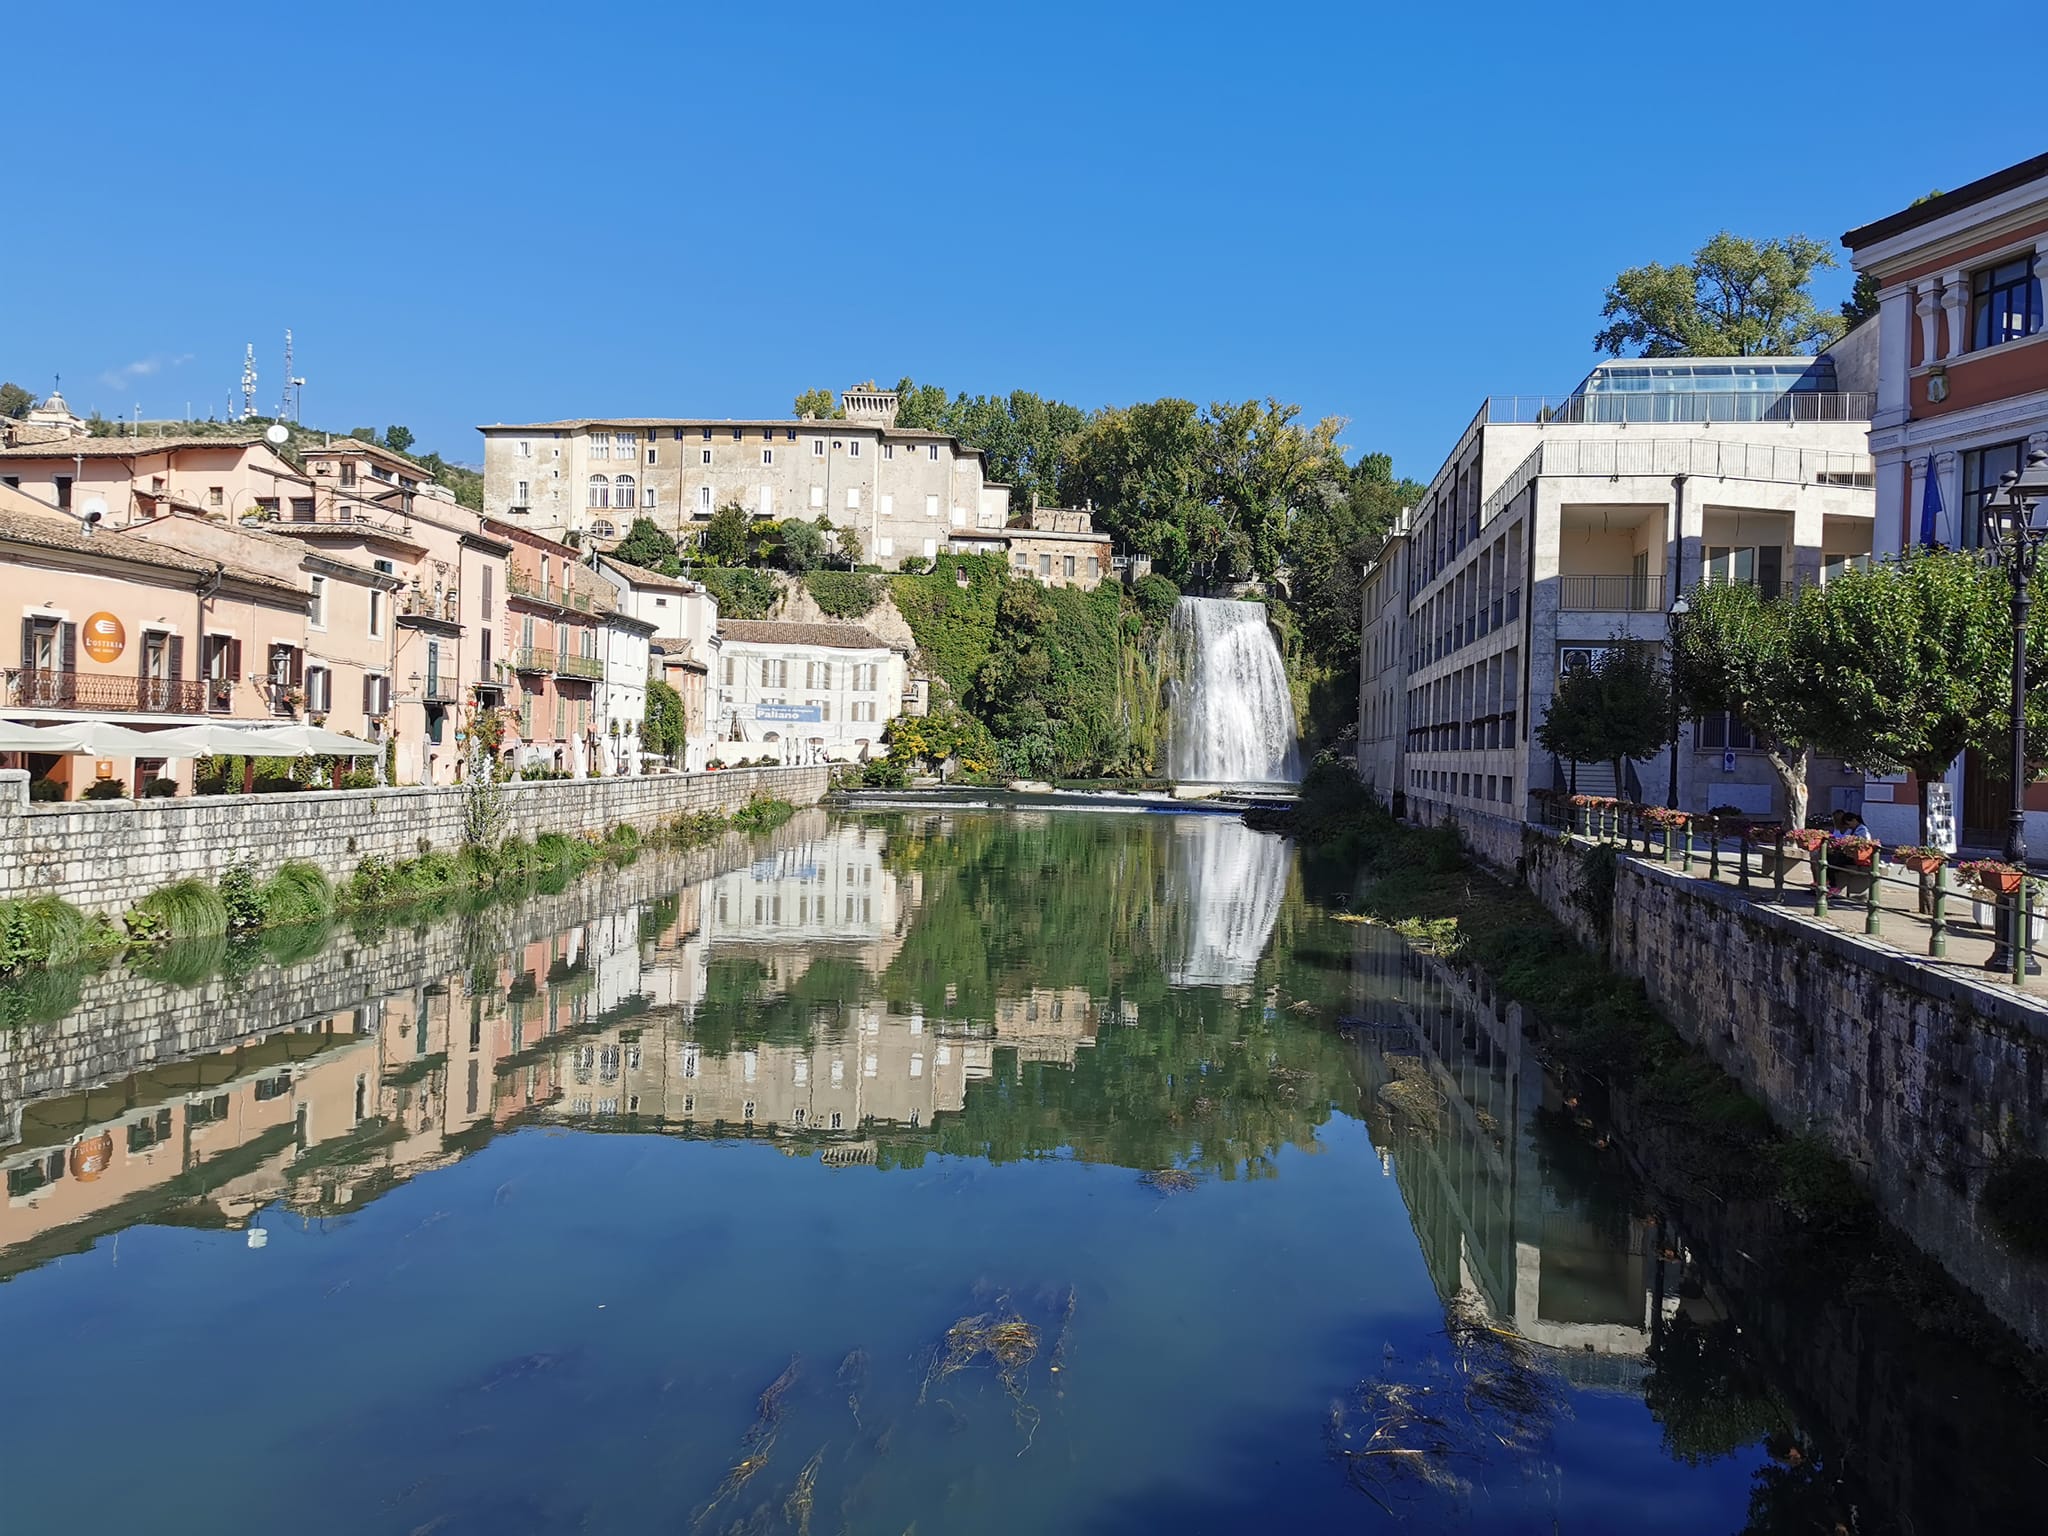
511,646,556,674
4,668,206,715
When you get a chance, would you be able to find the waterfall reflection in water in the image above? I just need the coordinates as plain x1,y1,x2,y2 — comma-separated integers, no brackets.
0,811,2037,1533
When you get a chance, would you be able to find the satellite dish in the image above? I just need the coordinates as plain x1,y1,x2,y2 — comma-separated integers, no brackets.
82,496,108,521
264,423,290,447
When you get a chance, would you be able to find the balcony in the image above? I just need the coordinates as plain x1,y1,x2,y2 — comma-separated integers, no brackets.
512,647,557,674
4,668,206,715
1558,575,1665,612
507,565,597,613
557,653,604,681
397,589,463,633
423,671,457,704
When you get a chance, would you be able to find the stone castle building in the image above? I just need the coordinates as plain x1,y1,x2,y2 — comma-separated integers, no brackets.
477,385,1011,569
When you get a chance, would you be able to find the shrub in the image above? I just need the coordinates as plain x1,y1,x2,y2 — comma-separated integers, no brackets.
252,773,303,793
697,566,779,619
805,569,884,618
731,798,796,834
28,778,64,802
126,879,231,941
860,757,909,789
0,895,95,971
261,861,334,926
82,779,128,801
338,768,377,790
1131,573,1181,627
217,864,268,931
143,776,180,798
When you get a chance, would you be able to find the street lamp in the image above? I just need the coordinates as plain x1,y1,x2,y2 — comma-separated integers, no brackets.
1666,594,1691,811
1979,447,2048,970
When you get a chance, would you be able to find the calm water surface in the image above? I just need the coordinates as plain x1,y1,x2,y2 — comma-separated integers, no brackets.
0,810,1955,1532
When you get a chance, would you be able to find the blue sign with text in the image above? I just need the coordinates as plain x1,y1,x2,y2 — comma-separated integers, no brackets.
755,703,823,723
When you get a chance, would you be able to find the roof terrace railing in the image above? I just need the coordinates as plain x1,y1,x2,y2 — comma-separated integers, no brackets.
1480,390,1874,426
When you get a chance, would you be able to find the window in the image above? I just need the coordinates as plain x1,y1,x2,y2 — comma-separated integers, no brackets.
1063,555,1076,579
879,493,893,520
848,440,862,458
591,519,616,538
701,426,713,441
1963,440,2027,548
207,485,224,508
927,444,940,460
812,438,825,457
1702,544,1782,598
308,575,327,630
1039,553,1052,576
699,485,713,511
307,665,330,714
646,445,657,464
1697,712,1755,751
722,655,734,686
644,485,657,508
925,494,939,519
758,485,775,517
701,448,713,465
761,447,774,466
590,432,611,460
731,427,743,443
518,440,531,458
369,587,385,639
1087,556,1099,579
588,474,610,508
846,487,860,510
876,536,894,558
514,478,530,505
613,473,635,508
883,443,894,460
1971,252,2043,351
949,506,966,528
809,485,825,509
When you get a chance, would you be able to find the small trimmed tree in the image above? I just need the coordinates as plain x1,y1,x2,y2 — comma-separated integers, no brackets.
698,501,753,566
613,516,683,575
776,517,827,574
1792,549,2011,846
643,680,686,766
1672,580,1817,827
1538,639,1671,796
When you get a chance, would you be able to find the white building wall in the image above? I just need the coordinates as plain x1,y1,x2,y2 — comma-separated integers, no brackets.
710,640,905,764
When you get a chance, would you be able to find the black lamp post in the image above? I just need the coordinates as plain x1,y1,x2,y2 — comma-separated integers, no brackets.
1666,594,1690,811
1980,447,2048,971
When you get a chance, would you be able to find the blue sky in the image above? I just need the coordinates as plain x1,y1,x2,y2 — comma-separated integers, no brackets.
2,1,1998,481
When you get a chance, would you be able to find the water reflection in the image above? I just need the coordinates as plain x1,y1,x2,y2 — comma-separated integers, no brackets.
0,810,2036,1532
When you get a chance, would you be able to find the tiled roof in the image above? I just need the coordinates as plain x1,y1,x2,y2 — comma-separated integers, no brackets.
476,417,985,454
0,496,303,597
597,553,698,592
0,434,275,460
301,437,433,476
718,619,888,651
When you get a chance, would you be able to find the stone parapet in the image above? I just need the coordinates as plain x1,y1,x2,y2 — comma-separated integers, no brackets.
0,767,829,913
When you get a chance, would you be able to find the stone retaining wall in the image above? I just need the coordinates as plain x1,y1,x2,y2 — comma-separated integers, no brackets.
1419,796,2048,1352
0,766,829,914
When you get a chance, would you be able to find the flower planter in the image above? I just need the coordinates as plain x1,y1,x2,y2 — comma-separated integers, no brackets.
1896,853,1945,875
1835,846,1875,870
1976,869,2025,896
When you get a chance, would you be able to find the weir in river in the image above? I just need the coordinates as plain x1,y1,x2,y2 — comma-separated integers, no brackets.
1167,596,1302,784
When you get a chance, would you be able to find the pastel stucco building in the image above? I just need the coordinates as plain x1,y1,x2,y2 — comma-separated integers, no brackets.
710,619,907,765
1358,355,1876,823
1842,151,2048,847
478,385,1010,568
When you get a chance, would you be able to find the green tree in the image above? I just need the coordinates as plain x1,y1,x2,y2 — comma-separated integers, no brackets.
1595,232,1846,357
698,501,753,566
1059,398,1211,583
643,680,686,763
1792,550,2011,844
792,387,841,419
1673,581,1818,826
383,425,415,455
612,516,683,574
1840,272,1880,329
1538,660,1604,794
832,521,864,568
1284,451,1425,682
891,376,951,430
1588,639,1674,791
0,381,33,419
775,516,827,573
881,378,1086,510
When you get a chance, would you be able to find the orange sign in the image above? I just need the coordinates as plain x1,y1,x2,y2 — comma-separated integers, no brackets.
82,611,125,664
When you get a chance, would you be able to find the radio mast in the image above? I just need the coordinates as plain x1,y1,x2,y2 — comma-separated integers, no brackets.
240,344,258,421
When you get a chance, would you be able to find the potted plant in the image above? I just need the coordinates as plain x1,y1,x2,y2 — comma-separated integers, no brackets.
1830,834,1881,870
1891,845,1948,875
1784,827,1830,853
1959,858,2026,896
1744,822,1785,845
1641,806,1688,829
210,678,235,707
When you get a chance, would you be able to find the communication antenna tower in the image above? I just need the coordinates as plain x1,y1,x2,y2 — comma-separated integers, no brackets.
240,344,258,421
280,329,307,421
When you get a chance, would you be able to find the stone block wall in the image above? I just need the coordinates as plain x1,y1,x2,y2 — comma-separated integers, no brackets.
0,766,829,914
1427,801,2048,1351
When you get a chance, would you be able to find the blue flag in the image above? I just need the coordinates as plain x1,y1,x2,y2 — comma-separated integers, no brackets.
1919,457,1944,548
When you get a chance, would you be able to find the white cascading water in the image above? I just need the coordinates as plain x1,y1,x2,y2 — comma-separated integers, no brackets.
1168,597,1303,784
1166,817,1292,988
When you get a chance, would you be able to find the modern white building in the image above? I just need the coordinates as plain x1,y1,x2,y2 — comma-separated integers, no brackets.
1358,355,1875,823
710,619,906,765
478,386,1011,567
596,608,655,775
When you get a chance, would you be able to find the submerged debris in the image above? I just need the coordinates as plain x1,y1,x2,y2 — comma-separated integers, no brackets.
1139,1168,1199,1195
783,1446,824,1536
696,1357,801,1527
1328,1292,1566,1512
837,1348,867,1428
1376,1055,1447,1131
918,1294,1046,1449
1048,1287,1077,1394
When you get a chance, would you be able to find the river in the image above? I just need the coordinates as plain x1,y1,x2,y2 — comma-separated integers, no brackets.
0,808,2040,1532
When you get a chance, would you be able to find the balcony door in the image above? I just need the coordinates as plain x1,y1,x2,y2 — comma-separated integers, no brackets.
17,617,74,707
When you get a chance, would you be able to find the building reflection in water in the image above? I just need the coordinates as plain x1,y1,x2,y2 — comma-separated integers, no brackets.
1342,921,1697,1390
0,816,1128,1263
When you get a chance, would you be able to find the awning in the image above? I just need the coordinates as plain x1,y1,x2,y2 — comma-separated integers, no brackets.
135,723,298,757
238,724,378,757
0,719,174,755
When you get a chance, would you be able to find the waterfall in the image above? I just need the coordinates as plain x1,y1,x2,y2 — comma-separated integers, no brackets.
1168,597,1303,784
1166,817,1292,988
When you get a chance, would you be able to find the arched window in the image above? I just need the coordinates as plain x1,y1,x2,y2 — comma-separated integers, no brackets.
591,519,616,539
587,474,610,508
613,473,636,509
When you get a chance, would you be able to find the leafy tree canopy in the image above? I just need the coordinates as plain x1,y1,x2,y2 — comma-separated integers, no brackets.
1595,232,1845,358
1673,580,1817,825
791,387,841,420
0,381,33,419
775,516,827,574
642,680,686,760
888,376,1086,512
612,516,683,575
696,501,753,566
1539,639,1671,787
384,424,415,454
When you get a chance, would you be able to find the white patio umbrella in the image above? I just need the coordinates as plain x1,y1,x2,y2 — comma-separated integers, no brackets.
0,718,173,755
134,722,294,757
237,723,378,757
